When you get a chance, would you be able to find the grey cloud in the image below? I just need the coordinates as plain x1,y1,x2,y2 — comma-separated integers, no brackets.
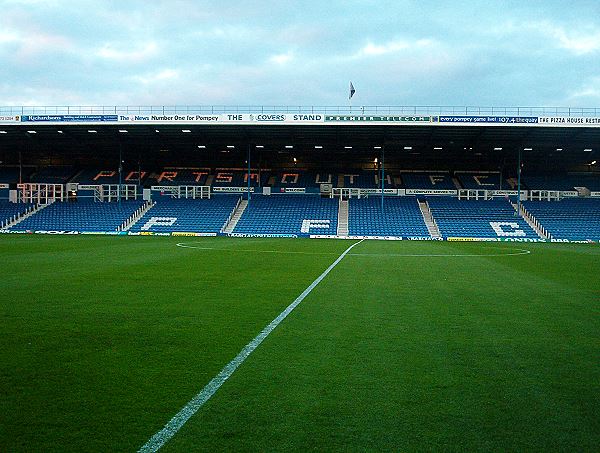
0,0,599,107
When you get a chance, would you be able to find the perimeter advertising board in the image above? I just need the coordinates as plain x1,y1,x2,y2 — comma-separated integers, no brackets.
1,112,600,127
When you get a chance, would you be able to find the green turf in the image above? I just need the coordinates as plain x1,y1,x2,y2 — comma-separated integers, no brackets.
1,236,599,452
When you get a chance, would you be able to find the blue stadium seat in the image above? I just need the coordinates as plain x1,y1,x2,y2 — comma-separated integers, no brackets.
130,195,240,233
233,194,338,236
0,201,36,227
11,199,144,232
523,198,600,241
348,197,429,237
427,197,538,239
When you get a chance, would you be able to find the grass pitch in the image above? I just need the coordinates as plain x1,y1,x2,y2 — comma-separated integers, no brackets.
1,236,599,452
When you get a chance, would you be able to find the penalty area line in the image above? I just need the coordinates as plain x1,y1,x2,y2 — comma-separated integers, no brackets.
176,243,341,256
138,238,365,453
348,247,532,258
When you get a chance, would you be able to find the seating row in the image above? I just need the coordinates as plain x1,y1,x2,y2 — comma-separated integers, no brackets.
2,195,599,240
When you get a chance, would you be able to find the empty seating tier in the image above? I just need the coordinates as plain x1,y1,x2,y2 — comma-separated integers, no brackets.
348,197,429,237
11,200,144,232
233,195,338,236
524,199,600,241
0,201,35,226
427,198,538,239
130,195,240,233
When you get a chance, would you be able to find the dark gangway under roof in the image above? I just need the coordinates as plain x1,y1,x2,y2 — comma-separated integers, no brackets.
0,123,598,167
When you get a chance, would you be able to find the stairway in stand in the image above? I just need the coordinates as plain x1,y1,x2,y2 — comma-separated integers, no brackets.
511,201,550,240
2,201,52,229
418,199,441,239
337,198,349,236
223,199,248,233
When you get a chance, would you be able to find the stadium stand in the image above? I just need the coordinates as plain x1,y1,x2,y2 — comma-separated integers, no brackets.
233,194,338,236
400,172,456,189
0,201,36,227
348,196,430,237
523,198,600,240
427,197,538,239
129,195,240,233
11,200,144,232
4,161,600,240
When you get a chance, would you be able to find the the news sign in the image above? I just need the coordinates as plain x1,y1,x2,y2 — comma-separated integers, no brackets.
114,113,326,124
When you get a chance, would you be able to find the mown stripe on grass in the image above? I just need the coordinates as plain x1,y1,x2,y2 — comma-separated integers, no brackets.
138,239,365,453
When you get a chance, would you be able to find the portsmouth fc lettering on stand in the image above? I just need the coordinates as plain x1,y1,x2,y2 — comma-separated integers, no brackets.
301,219,331,233
490,222,526,237
141,217,177,231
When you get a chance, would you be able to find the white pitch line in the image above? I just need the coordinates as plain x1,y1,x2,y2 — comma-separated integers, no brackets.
138,239,365,453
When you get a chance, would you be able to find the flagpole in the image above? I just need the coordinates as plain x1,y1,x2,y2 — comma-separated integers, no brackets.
349,82,352,112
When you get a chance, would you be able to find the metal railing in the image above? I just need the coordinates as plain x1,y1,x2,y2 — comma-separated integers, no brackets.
1,105,599,117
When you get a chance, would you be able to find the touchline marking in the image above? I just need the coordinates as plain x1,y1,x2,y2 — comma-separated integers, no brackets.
138,239,365,453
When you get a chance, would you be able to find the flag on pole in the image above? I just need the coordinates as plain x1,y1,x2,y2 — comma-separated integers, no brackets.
349,81,355,99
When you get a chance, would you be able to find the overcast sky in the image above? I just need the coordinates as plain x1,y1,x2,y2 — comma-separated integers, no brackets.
1,0,599,108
